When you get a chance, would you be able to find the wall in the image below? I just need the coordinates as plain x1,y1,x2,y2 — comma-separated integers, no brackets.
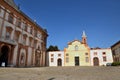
90,48,113,66
48,51,64,66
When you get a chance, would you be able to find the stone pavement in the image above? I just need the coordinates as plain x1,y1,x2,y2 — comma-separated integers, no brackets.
0,66,120,80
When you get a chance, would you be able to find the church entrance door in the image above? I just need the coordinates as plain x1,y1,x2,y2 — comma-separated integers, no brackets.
75,57,79,66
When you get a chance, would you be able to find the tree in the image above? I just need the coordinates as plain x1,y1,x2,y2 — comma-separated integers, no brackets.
47,45,59,52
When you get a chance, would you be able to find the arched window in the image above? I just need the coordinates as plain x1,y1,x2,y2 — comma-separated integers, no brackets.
75,45,78,51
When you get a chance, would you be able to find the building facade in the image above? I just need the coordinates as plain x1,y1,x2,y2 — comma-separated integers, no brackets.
64,31,91,66
47,51,64,66
0,0,48,67
90,48,113,66
47,31,113,67
111,41,120,62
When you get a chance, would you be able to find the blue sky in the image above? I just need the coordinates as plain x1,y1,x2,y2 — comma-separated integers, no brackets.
14,0,120,50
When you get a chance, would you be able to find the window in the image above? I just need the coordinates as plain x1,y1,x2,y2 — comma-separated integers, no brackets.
112,50,115,56
103,56,107,62
16,18,21,27
6,32,10,39
30,28,32,34
115,48,119,54
24,24,28,31
102,52,106,55
94,52,97,55
38,46,40,50
34,30,37,37
66,57,69,63
58,54,61,57
85,53,88,55
15,33,19,42
8,13,14,24
23,36,26,45
75,45,78,51
115,57,119,62
66,53,69,56
115,57,118,62
51,58,54,62
23,24,27,31
85,57,89,62
51,54,54,57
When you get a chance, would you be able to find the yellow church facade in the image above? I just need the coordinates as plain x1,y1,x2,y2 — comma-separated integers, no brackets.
64,31,91,66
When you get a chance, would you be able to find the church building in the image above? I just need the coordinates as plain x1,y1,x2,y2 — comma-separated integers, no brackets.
64,31,91,66
47,31,91,66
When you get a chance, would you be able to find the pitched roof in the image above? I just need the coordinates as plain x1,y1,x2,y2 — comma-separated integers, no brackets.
4,0,19,10
111,40,120,48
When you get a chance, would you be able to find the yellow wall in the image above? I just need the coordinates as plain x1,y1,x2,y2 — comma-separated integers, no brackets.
64,40,91,66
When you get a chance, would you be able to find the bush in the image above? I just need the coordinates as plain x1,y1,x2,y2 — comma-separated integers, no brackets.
111,62,120,66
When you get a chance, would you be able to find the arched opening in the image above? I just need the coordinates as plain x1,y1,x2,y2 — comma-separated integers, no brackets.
18,49,27,67
20,53,25,66
35,51,41,67
93,57,99,66
57,58,62,66
0,46,9,67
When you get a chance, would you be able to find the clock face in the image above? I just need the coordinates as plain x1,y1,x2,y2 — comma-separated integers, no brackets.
38,33,42,39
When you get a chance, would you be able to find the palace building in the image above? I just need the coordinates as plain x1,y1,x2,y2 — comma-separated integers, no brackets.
0,0,48,67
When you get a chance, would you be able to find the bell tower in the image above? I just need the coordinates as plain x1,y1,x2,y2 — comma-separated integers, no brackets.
82,31,87,45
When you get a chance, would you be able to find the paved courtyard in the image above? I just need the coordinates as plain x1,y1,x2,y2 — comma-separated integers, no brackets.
0,66,120,80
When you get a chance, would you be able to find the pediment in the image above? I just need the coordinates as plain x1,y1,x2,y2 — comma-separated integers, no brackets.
68,40,81,45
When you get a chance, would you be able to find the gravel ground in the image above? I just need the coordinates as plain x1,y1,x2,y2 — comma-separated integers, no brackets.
0,66,120,80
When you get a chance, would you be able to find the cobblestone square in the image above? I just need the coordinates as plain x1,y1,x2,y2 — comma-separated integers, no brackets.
0,66,120,80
